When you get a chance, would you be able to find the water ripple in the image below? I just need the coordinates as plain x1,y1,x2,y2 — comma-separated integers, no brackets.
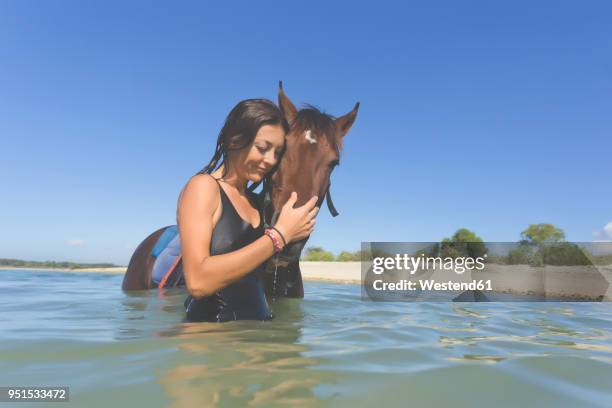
0,270,611,407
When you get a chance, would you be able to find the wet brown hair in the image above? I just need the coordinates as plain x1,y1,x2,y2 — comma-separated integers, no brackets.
198,98,289,190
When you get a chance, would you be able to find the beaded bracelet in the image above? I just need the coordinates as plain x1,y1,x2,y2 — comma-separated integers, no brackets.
269,226,287,246
264,228,284,253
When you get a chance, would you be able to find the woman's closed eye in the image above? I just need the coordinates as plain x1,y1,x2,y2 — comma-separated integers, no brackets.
256,145,267,154
257,145,283,159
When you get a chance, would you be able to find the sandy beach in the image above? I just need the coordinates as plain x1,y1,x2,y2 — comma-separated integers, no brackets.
0,263,360,281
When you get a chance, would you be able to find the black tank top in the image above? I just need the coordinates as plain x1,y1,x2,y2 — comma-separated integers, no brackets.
184,176,272,322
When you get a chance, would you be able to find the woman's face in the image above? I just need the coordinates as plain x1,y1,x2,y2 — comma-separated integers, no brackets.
237,124,286,183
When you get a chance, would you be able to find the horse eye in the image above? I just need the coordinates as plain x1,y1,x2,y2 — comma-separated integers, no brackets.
329,160,339,169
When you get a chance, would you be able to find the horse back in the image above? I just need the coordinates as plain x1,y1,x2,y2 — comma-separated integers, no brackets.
121,226,168,290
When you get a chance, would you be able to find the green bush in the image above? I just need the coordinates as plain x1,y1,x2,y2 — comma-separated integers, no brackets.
302,247,335,261
337,251,358,262
539,242,590,266
505,242,589,266
506,244,537,265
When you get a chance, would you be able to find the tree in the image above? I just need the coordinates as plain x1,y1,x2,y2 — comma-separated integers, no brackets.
507,223,568,266
440,228,487,258
446,228,483,243
521,224,565,244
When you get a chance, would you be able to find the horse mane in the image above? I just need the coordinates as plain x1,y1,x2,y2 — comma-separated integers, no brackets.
293,105,341,155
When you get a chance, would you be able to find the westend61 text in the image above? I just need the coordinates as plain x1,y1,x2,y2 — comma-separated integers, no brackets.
372,254,486,275
372,279,493,291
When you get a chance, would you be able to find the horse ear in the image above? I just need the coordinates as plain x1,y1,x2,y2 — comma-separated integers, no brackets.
278,81,297,124
335,102,360,138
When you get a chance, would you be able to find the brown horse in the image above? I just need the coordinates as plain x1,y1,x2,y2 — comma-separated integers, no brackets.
121,82,359,297
259,83,359,298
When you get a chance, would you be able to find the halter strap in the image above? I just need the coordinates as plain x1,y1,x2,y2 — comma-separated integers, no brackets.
325,183,339,217
261,182,338,228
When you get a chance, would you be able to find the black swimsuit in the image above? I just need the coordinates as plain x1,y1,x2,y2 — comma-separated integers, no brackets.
183,176,272,322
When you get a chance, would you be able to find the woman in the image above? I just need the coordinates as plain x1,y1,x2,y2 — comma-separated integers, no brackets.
177,99,319,322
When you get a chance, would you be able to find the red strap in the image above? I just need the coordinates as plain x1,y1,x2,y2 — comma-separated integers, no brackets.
159,255,182,289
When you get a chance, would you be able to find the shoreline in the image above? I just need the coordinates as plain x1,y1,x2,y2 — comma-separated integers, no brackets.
0,266,128,274
3,263,611,300
0,263,362,283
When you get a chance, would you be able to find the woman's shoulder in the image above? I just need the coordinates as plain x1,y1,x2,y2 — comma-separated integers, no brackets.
178,174,222,213
187,173,221,189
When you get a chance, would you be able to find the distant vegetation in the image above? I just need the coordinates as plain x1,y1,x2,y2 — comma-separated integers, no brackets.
4,223,612,266
438,228,487,259
302,247,363,261
501,224,611,266
0,258,119,269
301,224,612,265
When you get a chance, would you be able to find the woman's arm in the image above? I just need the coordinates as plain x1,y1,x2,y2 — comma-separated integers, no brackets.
177,175,318,299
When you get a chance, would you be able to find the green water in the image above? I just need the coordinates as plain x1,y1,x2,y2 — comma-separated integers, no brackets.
0,269,611,407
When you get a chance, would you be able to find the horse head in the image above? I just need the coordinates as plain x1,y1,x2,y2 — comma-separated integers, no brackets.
259,82,359,297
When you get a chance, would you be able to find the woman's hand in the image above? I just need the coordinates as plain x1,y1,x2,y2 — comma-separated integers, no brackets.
274,192,319,243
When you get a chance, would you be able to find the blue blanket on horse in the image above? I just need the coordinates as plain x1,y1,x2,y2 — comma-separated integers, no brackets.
151,225,184,288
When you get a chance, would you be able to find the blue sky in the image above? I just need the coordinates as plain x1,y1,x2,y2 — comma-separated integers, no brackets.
1,1,610,265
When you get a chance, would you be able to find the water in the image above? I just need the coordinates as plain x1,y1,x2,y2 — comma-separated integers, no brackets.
1,269,611,407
